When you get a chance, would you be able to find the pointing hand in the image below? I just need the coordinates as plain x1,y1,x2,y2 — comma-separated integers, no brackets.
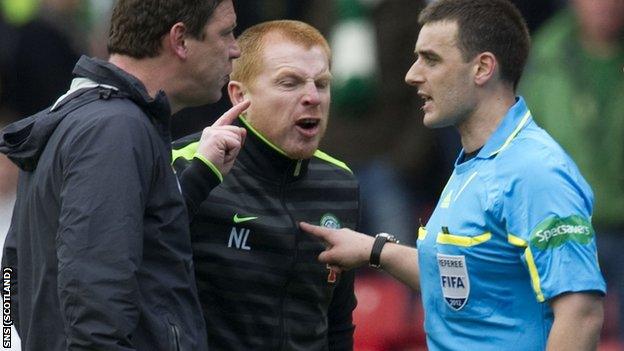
299,222,374,272
195,100,250,176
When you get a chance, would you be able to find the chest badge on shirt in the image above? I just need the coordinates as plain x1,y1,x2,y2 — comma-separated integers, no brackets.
437,253,470,311
320,213,341,229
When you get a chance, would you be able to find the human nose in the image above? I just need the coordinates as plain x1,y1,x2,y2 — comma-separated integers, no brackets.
302,82,321,106
230,37,241,59
405,60,424,87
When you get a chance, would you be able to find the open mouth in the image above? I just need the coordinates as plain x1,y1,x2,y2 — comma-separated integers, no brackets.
296,118,320,130
418,91,432,102
418,91,434,112
295,118,321,137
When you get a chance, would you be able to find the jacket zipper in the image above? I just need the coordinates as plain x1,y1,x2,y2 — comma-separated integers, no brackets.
293,160,302,177
278,161,301,350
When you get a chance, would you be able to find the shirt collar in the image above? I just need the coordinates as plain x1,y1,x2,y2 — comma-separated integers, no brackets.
483,96,533,157
72,55,172,121
237,116,310,182
456,96,533,167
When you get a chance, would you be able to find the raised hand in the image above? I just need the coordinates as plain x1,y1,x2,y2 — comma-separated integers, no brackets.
195,100,250,176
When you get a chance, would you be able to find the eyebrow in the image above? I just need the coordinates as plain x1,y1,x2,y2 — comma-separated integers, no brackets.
274,69,333,81
416,49,441,61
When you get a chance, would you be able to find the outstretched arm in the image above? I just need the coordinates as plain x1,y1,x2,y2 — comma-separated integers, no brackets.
299,222,420,290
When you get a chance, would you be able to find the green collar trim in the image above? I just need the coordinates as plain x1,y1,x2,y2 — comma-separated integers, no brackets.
313,150,353,174
238,116,289,157
240,115,353,173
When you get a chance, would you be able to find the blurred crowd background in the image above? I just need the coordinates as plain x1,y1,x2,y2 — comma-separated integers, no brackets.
0,0,622,350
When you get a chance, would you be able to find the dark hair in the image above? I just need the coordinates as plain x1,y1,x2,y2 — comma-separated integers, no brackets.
107,0,224,58
418,0,530,88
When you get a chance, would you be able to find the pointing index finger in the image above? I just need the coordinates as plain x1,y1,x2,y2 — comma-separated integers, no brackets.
299,222,333,242
213,100,251,127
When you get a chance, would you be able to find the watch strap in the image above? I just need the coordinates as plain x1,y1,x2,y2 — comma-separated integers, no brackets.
369,233,394,268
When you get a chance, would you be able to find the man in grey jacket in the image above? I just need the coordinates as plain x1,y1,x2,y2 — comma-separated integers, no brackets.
0,0,247,350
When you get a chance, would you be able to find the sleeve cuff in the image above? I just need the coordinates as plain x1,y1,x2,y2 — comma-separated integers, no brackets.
179,158,222,219
193,154,223,182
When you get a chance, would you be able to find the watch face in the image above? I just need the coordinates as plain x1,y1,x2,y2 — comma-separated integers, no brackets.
378,233,397,243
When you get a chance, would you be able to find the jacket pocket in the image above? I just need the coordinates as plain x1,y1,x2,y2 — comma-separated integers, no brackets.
436,231,491,247
434,231,500,320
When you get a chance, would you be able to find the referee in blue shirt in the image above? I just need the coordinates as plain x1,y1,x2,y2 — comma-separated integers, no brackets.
300,0,606,350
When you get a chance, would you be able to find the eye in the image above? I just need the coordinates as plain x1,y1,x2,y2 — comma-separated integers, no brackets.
279,79,296,87
422,54,439,66
221,25,236,37
316,80,330,90
425,58,438,67
416,53,438,67
277,77,302,89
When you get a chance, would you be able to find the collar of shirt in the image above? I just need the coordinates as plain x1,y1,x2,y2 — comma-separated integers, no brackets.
72,55,172,123
455,96,533,172
237,116,311,182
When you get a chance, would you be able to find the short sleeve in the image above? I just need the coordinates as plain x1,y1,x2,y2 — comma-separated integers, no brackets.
502,152,606,301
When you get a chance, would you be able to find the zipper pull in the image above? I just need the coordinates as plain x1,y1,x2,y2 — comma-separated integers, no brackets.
293,160,302,177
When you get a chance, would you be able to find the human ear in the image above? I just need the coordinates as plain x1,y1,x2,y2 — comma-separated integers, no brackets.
168,22,188,59
474,52,497,86
227,81,247,106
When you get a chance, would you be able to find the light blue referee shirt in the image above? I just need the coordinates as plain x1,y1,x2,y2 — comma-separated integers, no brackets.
417,97,606,351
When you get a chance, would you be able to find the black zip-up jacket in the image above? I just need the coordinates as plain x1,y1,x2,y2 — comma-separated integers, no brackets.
0,56,208,351
172,117,359,350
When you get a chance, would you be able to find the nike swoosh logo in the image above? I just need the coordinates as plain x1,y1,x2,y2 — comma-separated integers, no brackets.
233,213,258,224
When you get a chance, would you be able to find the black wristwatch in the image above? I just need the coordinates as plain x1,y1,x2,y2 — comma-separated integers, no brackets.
369,233,399,269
